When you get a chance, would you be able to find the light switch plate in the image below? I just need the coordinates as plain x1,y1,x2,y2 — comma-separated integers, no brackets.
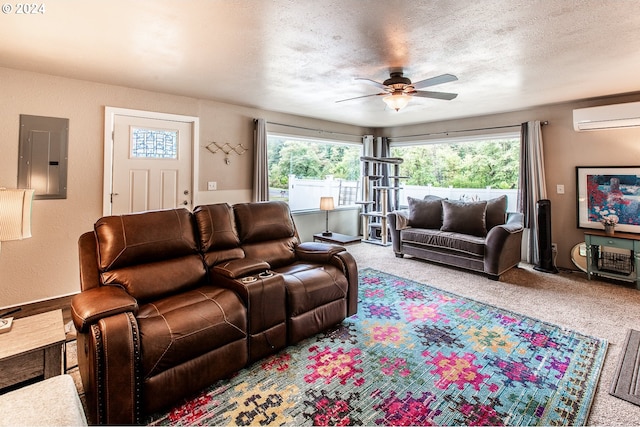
556,184,565,194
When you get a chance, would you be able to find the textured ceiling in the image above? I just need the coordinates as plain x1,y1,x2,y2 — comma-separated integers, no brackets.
1,0,640,127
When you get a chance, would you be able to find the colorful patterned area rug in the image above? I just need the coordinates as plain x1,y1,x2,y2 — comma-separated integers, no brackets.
147,268,608,426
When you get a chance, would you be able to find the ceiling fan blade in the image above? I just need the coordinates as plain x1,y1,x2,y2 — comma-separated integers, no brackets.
354,77,389,90
411,73,458,90
412,90,458,101
335,93,386,103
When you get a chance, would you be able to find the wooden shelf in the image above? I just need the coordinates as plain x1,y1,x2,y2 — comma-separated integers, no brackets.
373,186,402,190
360,156,403,164
362,211,385,218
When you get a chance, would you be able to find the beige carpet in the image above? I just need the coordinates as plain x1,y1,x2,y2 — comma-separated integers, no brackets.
67,243,640,425
347,242,640,426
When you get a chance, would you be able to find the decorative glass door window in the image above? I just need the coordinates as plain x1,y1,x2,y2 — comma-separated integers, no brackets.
130,127,178,159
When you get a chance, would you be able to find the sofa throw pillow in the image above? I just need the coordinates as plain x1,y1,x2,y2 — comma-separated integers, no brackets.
485,195,508,230
407,196,443,229
441,199,488,237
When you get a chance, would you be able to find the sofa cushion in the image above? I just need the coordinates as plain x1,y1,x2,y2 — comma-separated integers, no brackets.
94,208,198,271
407,196,444,229
485,195,508,230
274,263,348,317
234,201,297,243
194,203,245,267
193,203,241,251
101,255,207,302
242,238,297,269
441,200,488,237
401,228,486,256
137,285,247,379
94,208,207,301
234,201,298,268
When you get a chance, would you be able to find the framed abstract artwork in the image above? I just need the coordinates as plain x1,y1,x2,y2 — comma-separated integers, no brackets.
576,166,640,233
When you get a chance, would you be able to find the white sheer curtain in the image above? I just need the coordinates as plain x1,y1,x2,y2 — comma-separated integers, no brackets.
253,118,268,202
517,121,547,264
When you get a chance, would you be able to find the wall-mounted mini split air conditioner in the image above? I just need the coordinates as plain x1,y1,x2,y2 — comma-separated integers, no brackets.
573,101,640,131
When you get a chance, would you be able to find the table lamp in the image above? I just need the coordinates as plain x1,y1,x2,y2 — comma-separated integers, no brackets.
319,196,334,236
0,188,35,254
0,188,33,332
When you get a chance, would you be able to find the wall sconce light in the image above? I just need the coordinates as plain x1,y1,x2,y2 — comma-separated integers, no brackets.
0,188,35,254
319,196,335,236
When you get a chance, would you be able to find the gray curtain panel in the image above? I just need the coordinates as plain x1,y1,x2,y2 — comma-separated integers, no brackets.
517,120,548,264
252,118,268,202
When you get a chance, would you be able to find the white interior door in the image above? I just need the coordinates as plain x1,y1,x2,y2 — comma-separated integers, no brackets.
110,115,193,215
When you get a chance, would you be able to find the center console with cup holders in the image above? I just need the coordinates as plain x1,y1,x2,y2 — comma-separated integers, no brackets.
211,259,286,362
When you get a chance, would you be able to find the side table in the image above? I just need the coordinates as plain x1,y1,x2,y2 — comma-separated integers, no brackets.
0,309,65,390
584,230,640,288
313,232,361,245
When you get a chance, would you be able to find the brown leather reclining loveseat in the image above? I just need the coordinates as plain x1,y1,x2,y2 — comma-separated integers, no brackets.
71,201,358,424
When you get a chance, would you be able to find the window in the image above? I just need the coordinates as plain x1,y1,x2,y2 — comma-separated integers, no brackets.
267,134,362,211
130,127,178,159
390,134,520,210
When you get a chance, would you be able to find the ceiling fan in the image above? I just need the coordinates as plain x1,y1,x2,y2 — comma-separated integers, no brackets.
336,70,458,111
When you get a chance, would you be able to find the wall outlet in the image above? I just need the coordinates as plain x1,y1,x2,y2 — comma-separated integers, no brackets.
207,181,217,191
551,243,558,252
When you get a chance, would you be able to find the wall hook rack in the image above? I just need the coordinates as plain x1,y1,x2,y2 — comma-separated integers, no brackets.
204,141,248,165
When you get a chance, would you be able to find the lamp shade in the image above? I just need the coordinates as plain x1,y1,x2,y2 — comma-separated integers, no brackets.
319,196,335,211
0,188,35,241
383,93,411,111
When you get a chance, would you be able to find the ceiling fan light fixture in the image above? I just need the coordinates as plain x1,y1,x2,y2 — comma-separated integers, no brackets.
383,93,411,111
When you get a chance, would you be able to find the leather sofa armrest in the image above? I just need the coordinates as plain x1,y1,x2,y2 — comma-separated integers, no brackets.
78,231,101,291
71,286,138,333
296,242,358,316
329,250,359,317
212,258,270,279
296,241,345,263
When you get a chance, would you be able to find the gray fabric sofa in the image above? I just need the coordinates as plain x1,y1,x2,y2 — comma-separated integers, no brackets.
387,195,524,279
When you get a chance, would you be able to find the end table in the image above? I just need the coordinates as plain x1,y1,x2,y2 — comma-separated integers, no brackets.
313,232,361,245
0,309,65,390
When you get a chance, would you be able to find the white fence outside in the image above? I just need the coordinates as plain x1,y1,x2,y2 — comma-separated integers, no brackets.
281,176,519,212
286,175,359,211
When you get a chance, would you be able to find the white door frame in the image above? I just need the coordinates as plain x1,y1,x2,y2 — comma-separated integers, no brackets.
103,106,200,216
